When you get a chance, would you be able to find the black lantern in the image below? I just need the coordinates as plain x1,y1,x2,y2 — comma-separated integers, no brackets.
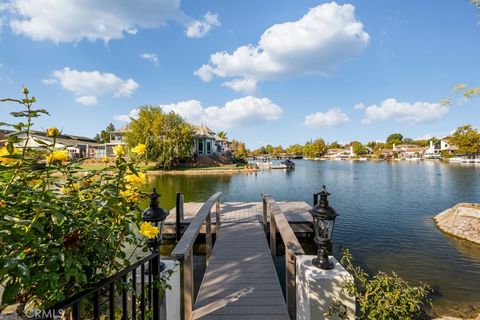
309,185,338,270
142,188,169,271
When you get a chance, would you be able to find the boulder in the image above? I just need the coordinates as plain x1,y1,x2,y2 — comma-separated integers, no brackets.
434,203,480,245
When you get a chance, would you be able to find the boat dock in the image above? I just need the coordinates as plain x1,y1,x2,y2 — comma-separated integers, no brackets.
170,193,311,319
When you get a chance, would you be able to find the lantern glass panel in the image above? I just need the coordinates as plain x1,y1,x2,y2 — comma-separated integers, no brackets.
313,218,335,243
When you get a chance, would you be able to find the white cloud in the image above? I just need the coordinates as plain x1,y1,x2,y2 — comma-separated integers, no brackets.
186,11,220,38
361,98,449,124
75,95,98,106
45,67,139,105
354,102,365,110
5,0,184,43
221,78,257,94
115,96,283,130
195,2,369,91
114,108,139,122
303,108,350,128
41,78,57,85
140,52,159,66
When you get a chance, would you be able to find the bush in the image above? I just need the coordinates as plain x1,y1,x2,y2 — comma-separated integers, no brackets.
328,249,432,320
0,88,155,316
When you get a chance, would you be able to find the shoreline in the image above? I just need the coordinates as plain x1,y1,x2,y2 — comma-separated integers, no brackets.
146,168,259,175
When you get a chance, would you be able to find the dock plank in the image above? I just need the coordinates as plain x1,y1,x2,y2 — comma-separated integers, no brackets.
192,222,288,320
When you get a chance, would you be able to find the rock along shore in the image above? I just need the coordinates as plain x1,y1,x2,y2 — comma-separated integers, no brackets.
434,203,480,245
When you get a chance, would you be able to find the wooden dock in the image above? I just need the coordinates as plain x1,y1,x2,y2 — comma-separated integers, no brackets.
192,222,289,319
171,193,307,320
165,201,313,236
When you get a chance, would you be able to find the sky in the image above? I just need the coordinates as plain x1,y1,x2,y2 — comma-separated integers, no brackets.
0,0,480,149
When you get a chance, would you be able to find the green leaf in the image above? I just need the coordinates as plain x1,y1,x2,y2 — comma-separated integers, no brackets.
1,281,20,305
6,143,14,155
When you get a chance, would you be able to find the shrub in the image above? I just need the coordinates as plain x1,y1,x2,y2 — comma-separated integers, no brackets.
0,88,154,316
327,249,432,320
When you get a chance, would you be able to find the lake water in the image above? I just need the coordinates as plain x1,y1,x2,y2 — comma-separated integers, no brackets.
144,160,480,315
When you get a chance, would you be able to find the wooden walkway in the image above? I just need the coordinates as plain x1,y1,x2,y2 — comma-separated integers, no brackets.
192,222,289,320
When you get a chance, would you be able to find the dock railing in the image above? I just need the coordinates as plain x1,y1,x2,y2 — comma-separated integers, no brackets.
171,192,222,320
261,193,305,320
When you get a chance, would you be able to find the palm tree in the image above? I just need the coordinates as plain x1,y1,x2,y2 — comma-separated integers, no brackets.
217,131,228,140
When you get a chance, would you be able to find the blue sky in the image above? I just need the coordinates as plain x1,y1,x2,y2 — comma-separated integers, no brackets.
0,0,479,148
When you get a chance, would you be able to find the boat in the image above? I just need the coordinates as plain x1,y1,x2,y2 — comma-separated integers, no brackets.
281,159,295,169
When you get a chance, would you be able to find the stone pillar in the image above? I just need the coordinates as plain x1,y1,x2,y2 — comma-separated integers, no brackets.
160,260,181,320
296,255,355,320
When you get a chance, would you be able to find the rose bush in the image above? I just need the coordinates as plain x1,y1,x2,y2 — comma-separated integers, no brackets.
0,88,156,316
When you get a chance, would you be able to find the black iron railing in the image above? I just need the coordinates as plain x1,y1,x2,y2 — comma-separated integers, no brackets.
47,253,162,320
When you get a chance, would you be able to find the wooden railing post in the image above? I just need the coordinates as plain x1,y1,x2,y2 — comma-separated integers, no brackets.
262,197,267,230
184,250,194,320
176,192,184,242
285,249,296,320
269,206,276,259
215,199,221,234
206,211,212,264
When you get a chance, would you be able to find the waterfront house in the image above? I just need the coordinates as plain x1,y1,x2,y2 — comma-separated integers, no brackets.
193,125,217,156
215,135,232,155
326,147,354,159
424,139,458,158
101,125,129,157
2,131,100,158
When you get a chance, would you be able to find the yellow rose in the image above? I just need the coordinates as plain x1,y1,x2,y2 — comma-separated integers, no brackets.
101,156,110,163
120,187,141,203
139,222,159,239
46,150,69,164
124,172,146,185
27,179,42,188
113,145,125,157
46,127,60,137
0,199,6,208
132,143,146,156
0,147,19,164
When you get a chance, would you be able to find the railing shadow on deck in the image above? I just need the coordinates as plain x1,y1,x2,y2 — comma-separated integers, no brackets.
261,192,306,320
171,192,222,320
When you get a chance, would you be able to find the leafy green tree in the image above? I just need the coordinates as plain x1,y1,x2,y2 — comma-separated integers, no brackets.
328,249,431,320
126,106,194,169
351,141,367,155
303,138,327,158
217,131,228,140
94,123,115,143
271,145,284,155
329,141,342,149
286,144,303,155
386,133,403,143
449,124,480,155
231,139,248,159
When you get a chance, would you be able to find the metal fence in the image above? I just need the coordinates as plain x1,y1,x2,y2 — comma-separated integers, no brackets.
46,253,162,320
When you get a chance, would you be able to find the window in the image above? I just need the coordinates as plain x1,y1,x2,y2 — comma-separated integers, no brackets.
198,140,204,155
207,141,211,154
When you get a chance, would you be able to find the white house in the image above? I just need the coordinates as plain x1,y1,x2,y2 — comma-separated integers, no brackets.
193,125,217,156
424,139,458,158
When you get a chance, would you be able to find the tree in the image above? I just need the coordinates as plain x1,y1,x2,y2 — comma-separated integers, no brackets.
386,133,403,143
351,141,367,156
217,131,228,140
94,123,115,143
449,124,480,155
286,144,303,155
303,138,327,158
231,139,248,159
329,141,342,149
126,106,194,169
271,145,284,155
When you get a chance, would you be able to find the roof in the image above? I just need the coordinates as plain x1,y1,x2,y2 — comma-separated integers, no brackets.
193,125,215,138
400,147,427,153
111,124,130,134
